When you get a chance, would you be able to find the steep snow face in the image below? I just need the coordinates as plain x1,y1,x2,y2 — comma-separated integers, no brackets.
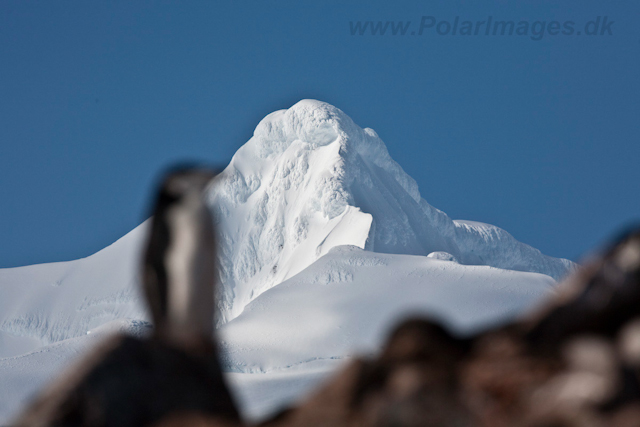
208,101,380,323
207,99,573,324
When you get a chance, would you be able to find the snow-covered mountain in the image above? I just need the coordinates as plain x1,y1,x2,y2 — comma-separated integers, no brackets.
208,99,573,323
0,100,575,423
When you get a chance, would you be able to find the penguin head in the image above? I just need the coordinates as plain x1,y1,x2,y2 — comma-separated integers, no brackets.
155,167,217,213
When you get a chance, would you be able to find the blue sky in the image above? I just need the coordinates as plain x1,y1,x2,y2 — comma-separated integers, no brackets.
1,1,638,267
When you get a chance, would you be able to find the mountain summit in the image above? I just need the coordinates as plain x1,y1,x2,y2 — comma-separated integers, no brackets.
207,100,573,324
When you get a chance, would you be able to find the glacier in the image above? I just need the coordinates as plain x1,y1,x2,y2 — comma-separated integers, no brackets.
0,99,575,423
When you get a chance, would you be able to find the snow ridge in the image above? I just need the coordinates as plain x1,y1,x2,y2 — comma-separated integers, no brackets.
207,100,574,324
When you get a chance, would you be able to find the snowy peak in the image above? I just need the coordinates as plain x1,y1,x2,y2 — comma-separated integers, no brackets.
252,99,357,157
208,101,377,323
206,100,574,324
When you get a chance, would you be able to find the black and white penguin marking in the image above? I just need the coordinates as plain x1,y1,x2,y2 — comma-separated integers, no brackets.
14,166,241,427
143,167,219,346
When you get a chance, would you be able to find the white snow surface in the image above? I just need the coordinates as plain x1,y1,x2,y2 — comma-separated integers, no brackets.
0,100,575,424
208,99,573,323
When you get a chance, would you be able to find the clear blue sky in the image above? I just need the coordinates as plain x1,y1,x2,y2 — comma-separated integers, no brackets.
1,1,638,268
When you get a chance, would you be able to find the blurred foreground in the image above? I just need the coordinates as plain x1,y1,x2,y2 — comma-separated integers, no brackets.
12,167,640,427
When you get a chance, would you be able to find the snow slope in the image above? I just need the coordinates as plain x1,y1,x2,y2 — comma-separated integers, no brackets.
0,99,575,423
222,244,556,421
218,245,555,372
0,247,556,423
0,223,148,358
